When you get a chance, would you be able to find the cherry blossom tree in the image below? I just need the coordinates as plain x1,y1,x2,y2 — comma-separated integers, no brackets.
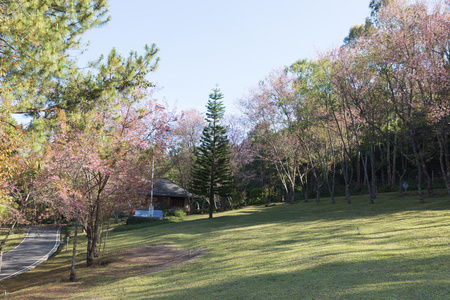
40,92,172,275
362,0,450,201
239,70,306,203
166,108,204,210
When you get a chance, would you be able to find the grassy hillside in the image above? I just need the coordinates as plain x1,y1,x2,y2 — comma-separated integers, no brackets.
0,227,28,253
2,191,449,299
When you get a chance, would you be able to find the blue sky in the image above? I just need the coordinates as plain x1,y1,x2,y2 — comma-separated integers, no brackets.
78,0,371,115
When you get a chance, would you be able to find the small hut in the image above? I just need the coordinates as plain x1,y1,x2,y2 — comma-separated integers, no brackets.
133,178,196,217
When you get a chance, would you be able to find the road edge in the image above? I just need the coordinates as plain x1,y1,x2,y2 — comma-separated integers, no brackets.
0,226,61,281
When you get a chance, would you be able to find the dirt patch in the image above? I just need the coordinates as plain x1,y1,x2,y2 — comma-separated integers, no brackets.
99,244,205,277
2,244,205,298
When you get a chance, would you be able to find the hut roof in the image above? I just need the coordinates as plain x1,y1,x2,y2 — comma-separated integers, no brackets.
149,178,197,198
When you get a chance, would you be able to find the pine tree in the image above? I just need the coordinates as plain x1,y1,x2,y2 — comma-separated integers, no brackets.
0,0,159,119
190,87,233,218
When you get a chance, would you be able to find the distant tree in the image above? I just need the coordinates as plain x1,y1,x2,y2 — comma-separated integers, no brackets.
167,109,204,187
369,0,390,19
190,87,233,218
239,69,312,204
225,114,254,207
343,0,391,46
343,19,373,47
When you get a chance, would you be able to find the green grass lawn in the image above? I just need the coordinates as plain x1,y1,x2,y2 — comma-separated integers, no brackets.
0,226,28,253
2,191,450,299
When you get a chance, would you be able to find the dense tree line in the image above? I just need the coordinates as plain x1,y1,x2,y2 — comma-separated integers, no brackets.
234,0,450,204
162,0,449,208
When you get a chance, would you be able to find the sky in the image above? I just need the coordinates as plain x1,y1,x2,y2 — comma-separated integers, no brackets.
77,0,371,115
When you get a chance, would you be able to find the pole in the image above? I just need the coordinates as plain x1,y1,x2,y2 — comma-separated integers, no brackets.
150,152,155,217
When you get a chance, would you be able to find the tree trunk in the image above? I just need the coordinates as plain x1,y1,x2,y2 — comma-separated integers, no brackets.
299,171,308,203
102,216,111,256
188,196,194,215
363,150,374,204
69,218,79,282
341,158,351,204
397,169,406,197
437,132,450,196
417,166,424,203
312,168,321,203
227,197,234,210
327,160,336,204
87,198,101,266
0,220,17,273
370,145,376,202
209,175,214,219
95,222,103,258
412,140,424,203
304,185,309,203
302,173,309,203
287,189,294,204
397,149,408,197
356,151,361,188
209,145,216,218
363,151,368,188
288,172,296,204
387,135,391,188
391,133,398,189
421,163,434,197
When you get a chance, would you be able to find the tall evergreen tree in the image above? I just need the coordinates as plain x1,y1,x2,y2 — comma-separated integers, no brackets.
190,87,233,218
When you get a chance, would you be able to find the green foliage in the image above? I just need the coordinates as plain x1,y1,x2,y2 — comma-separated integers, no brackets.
190,87,233,218
248,197,267,206
125,216,155,226
248,188,267,205
250,188,262,200
369,0,389,18
162,208,187,218
174,209,187,218
0,226,27,253
1,0,159,119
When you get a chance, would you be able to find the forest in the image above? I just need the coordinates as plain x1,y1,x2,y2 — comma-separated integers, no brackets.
165,0,450,208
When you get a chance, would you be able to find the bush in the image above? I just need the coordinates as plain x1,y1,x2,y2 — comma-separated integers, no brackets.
164,208,187,217
113,219,169,232
174,209,187,218
250,188,262,200
126,216,154,225
248,197,267,206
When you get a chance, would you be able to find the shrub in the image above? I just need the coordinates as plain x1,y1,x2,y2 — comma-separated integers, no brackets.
248,196,267,206
126,216,154,225
174,209,187,218
113,219,169,232
164,208,188,217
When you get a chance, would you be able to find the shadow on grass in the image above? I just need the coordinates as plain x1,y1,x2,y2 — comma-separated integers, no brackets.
1,191,448,298
124,254,450,300
115,191,449,236
96,192,450,259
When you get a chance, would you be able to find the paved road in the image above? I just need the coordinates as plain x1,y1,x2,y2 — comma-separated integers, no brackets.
0,225,61,281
